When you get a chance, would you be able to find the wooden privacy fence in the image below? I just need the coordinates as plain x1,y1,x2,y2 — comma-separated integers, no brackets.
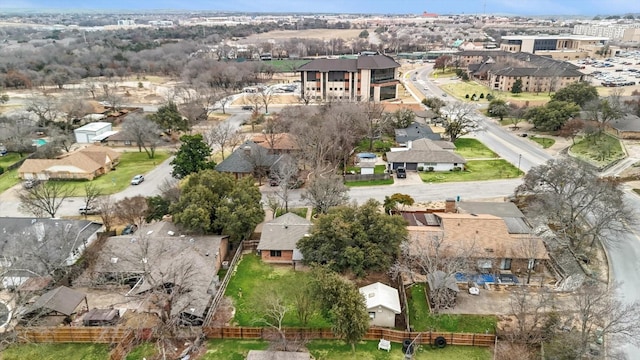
15,326,142,343
202,326,495,347
202,240,245,326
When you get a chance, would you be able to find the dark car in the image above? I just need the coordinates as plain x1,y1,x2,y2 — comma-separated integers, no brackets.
241,105,254,111
122,224,138,235
23,179,41,189
396,167,407,179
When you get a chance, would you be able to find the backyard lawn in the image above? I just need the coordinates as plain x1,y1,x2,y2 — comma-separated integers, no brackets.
203,339,492,360
57,150,170,196
0,153,28,193
570,134,624,168
1,343,109,360
453,139,498,159
407,284,497,334
225,254,330,328
419,160,521,183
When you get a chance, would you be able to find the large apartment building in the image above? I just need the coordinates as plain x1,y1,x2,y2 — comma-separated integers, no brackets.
500,35,608,60
297,54,401,102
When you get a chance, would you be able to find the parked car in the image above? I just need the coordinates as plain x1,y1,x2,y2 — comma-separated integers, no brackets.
79,207,100,215
131,175,145,185
396,167,407,179
0,145,7,156
241,105,254,111
122,224,138,235
23,179,40,189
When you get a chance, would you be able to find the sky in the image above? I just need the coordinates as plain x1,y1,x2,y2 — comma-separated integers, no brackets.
1,0,640,16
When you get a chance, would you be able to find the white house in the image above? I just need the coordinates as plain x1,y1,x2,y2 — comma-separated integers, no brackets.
74,122,112,143
386,138,465,172
359,282,401,328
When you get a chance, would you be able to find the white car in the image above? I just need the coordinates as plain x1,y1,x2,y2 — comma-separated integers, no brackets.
131,175,145,185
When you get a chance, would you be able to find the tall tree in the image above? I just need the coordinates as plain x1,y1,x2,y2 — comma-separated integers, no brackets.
585,94,625,133
301,175,349,215
488,98,509,122
81,182,101,219
204,121,243,161
441,103,479,142
121,114,163,159
149,101,188,134
511,78,523,94
299,199,408,276
18,181,73,218
171,170,264,241
552,81,599,107
525,101,580,132
171,134,214,179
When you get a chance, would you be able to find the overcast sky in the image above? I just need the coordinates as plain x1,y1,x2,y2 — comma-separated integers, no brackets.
2,0,640,16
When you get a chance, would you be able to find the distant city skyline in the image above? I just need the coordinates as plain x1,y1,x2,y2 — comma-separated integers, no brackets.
2,0,640,16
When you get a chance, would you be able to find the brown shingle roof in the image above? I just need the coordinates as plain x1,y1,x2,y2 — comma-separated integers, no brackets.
251,133,300,151
18,146,121,176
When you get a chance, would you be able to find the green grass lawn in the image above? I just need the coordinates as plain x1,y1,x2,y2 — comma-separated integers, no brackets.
126,343,157,360
570,134,624,167
1,343,109,360
454,139,498,159
0,153,23,169
308,340,492,360
407,284,497,334
225,254,330,328
55,151,170,196
203,339,491,360
264,59,311,72
420,160,521,183
275,207,309,219
441,81,552,103
355,138,395,155
529,136,555,149
345,178,394,187
346,165,386,174
0,168,20,193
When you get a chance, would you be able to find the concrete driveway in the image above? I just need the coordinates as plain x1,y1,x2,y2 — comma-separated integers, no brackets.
391,170,423,186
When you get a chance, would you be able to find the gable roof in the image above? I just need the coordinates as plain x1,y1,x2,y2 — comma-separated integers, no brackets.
0,218,103,278
359,282,401,314
215,141,283,174
28,286,86,316
457,201,531,234
407,213,549,260
94,221,227,318
395,122,442,144
385,149,466,164
297,55,400,72
257,213,312,252
18,146,121,175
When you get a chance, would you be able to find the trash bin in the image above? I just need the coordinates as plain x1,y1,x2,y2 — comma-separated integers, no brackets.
402,339,414,354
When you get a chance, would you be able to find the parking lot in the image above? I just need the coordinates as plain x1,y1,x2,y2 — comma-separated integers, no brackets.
576,50,640,91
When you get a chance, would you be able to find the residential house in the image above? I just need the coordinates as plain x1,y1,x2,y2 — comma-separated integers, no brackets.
74,122,113,143
297,54,401,102
257,213,311,266
18,145,121,180
0,218,103,289
215,140,285,180
251,133,300,155
395,122,442,147
386,138,465,172
406,212,549,279
89,221,228,325
358,282,401,328
607,113,640,139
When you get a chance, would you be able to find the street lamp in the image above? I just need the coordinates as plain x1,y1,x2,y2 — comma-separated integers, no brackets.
517,154,522,173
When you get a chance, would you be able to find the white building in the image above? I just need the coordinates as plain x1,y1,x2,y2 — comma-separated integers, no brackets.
74,122,112,143
359,282,401,328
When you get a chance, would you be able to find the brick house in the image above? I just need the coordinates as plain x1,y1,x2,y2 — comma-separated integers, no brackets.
256,213,311,266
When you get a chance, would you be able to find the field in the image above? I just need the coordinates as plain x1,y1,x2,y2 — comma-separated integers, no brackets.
570,133,624,167
529,136,555,149
1,343,109,360
454,139,498,159
441,81,552,106
420,160,522,183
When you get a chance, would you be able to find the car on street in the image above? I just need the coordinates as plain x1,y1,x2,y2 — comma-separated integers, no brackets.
241,105,254,111
79,207,100,215
131,174,145,185
396,167,407,179
23,179,40,189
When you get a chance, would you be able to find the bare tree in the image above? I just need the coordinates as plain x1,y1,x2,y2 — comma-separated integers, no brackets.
259,89,275,114
96,195,117,233
101,80,123,112
507,287,554,345
121,113,163,159
57,90,92,131
301,175,349,214
441,102,479,142
272,157,300,213
584,90,625,134
18,181,73,218
205,121,243,160
265,193,281,219
361,102,385,152
114,196,148,227
81,182,102,218
26,92,60,127
253,290,291,351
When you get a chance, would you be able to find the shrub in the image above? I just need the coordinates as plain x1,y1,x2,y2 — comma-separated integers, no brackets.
0,166,4,175
452,166,462,172
417,166,424,172
486,94,494,101
465,94,470,99
427,167,434,172
479,93,485,99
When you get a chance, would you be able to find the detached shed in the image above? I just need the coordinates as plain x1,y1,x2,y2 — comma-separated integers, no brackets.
23,286,88,321
74,122,112,143
359,282,401,328
82,308,120,326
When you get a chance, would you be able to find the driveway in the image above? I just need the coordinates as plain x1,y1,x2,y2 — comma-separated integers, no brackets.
391,170,423,186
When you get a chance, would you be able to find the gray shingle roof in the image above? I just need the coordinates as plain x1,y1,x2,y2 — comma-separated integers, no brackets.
608,114,640,132
215,141,283,174
385,149,466,164
395,122,441,144
0,218,102,278
257,213,312,252
457,201,524,218
27,286,86,316
297,55,399,72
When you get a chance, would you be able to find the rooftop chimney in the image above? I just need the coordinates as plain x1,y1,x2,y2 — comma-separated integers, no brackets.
445,198,457,213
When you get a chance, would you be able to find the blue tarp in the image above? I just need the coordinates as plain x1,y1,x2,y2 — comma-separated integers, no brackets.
455,273,519,285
